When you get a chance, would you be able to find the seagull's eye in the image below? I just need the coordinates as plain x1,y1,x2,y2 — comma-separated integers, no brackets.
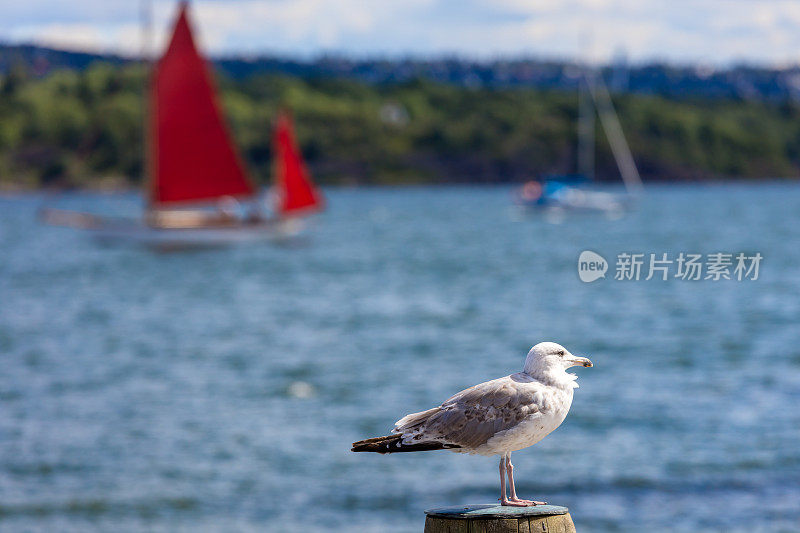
557,350,565,356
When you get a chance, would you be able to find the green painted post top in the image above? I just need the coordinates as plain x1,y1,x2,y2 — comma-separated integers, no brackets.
424,504,569,520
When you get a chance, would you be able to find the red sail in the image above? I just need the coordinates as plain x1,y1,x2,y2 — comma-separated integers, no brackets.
149,2,254,206
273,112,325,216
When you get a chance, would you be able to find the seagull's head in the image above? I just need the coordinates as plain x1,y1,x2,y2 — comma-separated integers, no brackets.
523,342,593,378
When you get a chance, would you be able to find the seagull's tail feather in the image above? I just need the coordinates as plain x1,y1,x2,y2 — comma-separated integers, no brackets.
351,434,459,454
394,407,441,431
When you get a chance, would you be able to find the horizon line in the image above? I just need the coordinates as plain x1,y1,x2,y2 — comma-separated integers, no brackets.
4,40,800,72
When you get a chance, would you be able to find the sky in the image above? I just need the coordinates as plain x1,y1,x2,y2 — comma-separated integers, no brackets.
3,0,800,66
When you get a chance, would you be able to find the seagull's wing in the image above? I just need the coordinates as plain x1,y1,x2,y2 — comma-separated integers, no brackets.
393,374,546,450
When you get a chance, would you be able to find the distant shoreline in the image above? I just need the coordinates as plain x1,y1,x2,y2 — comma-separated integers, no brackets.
3,176,797,198
5,42,800,101
4,58,800,187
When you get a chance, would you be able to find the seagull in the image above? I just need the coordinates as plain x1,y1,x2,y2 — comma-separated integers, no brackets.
351,342,593,506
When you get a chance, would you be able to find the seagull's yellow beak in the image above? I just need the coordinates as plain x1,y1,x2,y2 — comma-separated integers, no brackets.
571,356,593,368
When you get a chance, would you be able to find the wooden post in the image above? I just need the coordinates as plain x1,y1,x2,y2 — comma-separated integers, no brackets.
424,504,576,533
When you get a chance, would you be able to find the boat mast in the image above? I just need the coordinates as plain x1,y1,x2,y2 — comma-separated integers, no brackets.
141,0,155,212
588,70,644,196
577,62,596,181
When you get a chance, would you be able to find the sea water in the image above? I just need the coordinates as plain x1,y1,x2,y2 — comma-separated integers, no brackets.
1,184,799,532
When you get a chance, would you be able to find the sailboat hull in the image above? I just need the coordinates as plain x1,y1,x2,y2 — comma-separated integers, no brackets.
90,219,307,250
41,208,309,250
514,180,634,216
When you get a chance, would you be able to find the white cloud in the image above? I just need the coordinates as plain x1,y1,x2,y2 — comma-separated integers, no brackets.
2,0,800,65
8,23,147,55
10,24,105,52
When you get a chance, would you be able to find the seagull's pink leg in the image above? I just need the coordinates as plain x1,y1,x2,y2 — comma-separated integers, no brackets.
499,454,529,507
506,453,546,506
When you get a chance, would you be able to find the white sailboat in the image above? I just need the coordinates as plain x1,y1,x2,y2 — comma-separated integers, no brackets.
515,67,643,216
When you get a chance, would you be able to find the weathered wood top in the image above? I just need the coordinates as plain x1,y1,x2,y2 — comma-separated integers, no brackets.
424,504,569,519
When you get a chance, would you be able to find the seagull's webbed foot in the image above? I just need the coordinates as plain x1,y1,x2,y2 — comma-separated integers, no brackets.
500,498,533,507
508,497,547,506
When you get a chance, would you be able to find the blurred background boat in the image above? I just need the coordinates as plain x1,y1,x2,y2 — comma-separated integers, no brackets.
39,3,324,250
514,69,643,218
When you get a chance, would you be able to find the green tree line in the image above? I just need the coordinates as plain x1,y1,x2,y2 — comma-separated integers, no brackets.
2,62,800,188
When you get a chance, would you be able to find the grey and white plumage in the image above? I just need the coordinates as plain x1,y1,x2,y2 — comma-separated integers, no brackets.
352,342,593,506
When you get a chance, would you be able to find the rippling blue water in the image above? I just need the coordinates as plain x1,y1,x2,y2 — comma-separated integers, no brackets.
1,184,799,532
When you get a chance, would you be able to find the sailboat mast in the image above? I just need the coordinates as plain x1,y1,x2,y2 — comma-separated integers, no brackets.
577,64,595,181
589,73,644,196
141,0,155,211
